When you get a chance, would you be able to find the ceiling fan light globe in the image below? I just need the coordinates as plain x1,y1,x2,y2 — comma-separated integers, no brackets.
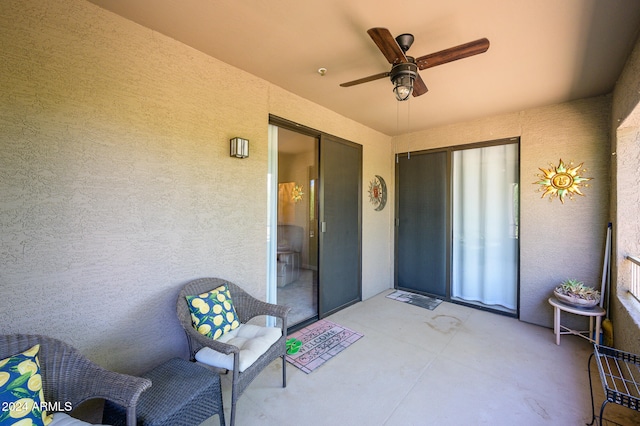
390,62,417,101
393,82,412,101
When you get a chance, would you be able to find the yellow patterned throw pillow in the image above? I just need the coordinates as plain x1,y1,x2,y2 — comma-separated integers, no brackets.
0,344,53,426
186,284,240,340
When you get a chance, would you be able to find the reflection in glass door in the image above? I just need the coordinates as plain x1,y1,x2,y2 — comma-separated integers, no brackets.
276,127,319,327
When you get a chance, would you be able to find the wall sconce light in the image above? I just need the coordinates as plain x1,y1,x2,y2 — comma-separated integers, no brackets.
230,137,249,158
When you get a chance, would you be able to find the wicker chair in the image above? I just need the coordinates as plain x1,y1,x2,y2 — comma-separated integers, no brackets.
176,278,291,426
0,334,151,426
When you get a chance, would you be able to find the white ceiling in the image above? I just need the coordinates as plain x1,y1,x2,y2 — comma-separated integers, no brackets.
87,0,640,136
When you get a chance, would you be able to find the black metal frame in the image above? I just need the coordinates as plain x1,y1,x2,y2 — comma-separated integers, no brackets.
588,344,640,425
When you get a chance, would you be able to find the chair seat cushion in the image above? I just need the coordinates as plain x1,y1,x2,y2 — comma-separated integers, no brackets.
194,324,281,372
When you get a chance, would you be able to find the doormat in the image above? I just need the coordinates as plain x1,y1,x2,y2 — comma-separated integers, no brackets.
286,319,363,374
386,290,443,311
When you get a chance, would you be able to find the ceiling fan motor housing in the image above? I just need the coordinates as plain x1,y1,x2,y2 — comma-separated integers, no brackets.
389,61,417,82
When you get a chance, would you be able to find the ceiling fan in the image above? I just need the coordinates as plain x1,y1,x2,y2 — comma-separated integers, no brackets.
340,28,490,101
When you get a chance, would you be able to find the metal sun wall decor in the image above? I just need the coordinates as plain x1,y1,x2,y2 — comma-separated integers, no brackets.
368,175,387,211
291,184,304,203
534,159,592,204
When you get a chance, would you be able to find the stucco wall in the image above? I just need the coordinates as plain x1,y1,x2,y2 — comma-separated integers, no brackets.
0,0,393,374
610,32,640,356
393,95,611,329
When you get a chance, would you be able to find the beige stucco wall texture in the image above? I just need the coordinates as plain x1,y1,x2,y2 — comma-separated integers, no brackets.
0,0,393,374
392,95,611,329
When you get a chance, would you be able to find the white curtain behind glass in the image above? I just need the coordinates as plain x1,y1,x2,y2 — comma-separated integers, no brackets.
452,144,518,312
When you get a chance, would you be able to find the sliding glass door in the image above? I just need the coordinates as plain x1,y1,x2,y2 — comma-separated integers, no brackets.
451,143,519,314
395,139,519,316
269,117,362,328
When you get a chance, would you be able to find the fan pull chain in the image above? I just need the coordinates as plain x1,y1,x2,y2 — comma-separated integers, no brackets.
396,99,400,163
407,98,411,159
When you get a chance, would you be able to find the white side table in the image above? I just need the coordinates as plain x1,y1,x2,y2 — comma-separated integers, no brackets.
548,297,606,345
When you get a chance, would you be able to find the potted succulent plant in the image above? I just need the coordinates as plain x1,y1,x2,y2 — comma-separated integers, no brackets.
553,278,600,308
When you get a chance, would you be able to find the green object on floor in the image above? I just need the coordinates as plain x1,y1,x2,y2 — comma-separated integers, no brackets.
286,338,302,354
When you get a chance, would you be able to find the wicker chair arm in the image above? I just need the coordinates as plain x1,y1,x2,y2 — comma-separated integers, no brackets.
246,299,291,323
70,364,152,410
232,291,291,325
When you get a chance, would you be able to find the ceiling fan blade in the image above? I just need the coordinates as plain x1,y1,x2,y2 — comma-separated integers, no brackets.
340,71,390,87
415,38,490,70
367,27,408,64
412,73,428,97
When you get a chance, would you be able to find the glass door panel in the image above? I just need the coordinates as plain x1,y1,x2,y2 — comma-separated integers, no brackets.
451,143,519,314
276,128,319,326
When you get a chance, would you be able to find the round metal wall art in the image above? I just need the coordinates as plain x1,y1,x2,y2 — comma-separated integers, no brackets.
534,159,592,204
368,175,387,211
